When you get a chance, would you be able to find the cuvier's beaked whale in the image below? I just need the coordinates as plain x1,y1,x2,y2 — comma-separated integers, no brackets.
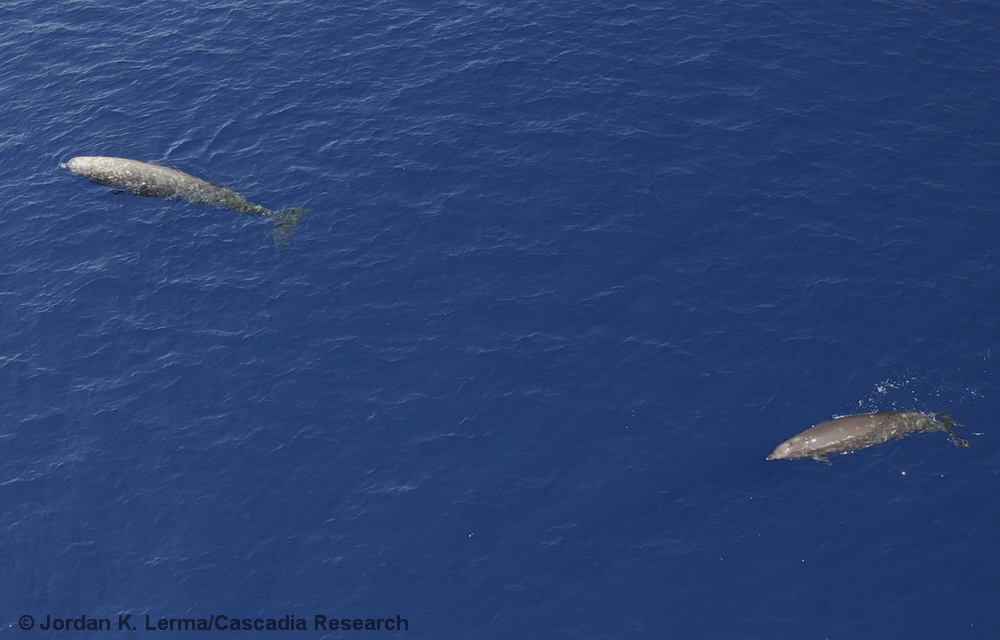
61,156,305,245
767,410,971,462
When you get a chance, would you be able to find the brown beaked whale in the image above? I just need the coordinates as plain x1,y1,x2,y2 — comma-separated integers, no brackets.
767,410,971,462
61,156,305,245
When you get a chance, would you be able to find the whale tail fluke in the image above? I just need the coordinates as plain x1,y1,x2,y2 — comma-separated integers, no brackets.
934,410,973,448
270,206,307,247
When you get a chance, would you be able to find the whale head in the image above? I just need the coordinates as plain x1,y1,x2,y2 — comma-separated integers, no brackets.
766,441,795,460
766,435,813,460
62,156,98,176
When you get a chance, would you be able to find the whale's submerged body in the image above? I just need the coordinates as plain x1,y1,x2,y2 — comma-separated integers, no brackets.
61,156,304,244
767,410,971,462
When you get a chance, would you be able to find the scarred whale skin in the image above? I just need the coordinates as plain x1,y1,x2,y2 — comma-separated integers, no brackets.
767,410,970,462
61,156,304,244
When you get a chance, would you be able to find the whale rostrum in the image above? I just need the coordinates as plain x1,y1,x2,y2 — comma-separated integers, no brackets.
767,410,971,462
61,156,305,245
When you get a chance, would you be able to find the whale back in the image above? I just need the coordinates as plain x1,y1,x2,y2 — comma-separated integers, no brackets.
767,411,937,461
62,156,271,216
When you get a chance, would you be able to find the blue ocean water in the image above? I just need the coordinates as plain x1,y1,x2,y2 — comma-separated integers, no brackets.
2,0,999,637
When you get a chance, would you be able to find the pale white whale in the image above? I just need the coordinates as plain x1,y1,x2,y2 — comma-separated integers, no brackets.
61,156,305,245
767,410,970,462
